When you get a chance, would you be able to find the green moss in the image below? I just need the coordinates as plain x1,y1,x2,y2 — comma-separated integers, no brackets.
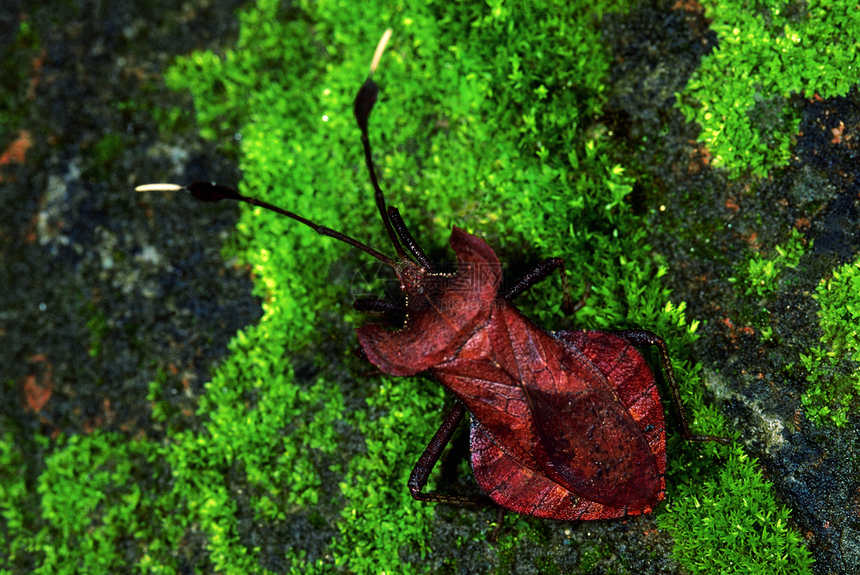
329,378,446,572
0,431,184,574
0,20,39,137
677,0,860,178
658,442,814,574
577,542,625,574
0,432,32,574
494,516,541,573
92,133,125,167
82,301,110,358
731,228,809,299
800,257,860,427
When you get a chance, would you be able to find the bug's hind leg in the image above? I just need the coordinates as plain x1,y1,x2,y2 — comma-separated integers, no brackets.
612,329,733,445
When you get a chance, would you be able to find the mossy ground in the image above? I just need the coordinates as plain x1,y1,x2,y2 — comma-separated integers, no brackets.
5,0,859,573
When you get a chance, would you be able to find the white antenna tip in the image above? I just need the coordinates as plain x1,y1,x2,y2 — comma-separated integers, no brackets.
370,28,393,75
135,183,185,192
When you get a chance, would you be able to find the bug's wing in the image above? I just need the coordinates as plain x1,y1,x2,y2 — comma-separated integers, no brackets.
554,330,668,480
485,306,663,509
435,306,665,516
528,386,661,509
470,419,639,520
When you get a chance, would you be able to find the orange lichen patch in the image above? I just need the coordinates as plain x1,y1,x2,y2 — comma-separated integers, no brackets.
745,232,760,250
831,121,845,145
672,0,704,13
21,353,54,412
686,141,713,174
24,214,37,243
23,375,52,411
0,130,33,166
25,46,47,102
83,398,121,434
719,317,757,346
0,130,33,183
103,398,117,426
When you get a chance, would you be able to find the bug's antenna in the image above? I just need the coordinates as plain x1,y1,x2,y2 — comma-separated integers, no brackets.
135,29,404,268
353,29,409,260
134,182,397,266
370,29,392,77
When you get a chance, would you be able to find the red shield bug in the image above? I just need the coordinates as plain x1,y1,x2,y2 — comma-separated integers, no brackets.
137,30,731,520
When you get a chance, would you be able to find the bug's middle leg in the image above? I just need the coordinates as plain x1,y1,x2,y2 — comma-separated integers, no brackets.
502,257,590,314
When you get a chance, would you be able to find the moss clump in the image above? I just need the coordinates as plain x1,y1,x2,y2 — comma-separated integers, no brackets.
731,228,809,299
677,0,860,178
658,442,814,574
0,20,39,138
800,257,860,428
2,0,821,573
0,431,184,574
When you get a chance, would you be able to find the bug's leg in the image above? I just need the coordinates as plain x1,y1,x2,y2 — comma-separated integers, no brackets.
488,506,507,543
569,281,591,314
353,297,407,314
387,206,434,270
612,329,733,445
408,401,491,505
502,257,589,314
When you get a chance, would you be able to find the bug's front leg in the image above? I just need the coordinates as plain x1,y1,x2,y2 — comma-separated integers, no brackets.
408,401,490,506
502,257,590,314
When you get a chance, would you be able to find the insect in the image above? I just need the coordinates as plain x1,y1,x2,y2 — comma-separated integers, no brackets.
138,30,731,520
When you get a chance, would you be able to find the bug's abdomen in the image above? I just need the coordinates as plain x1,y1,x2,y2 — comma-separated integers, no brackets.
434,306,667,519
